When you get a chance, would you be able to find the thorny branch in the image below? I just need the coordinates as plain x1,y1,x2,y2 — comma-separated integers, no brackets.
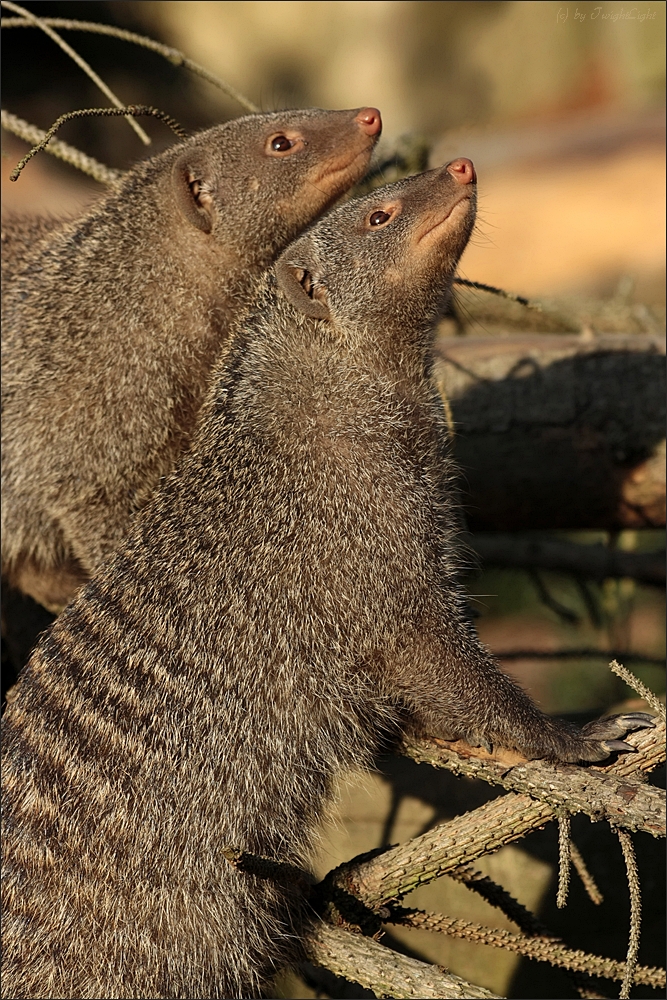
305,922,502,999
610,660,666,721
8,106,187,182
615,828,642,1000
401,719,665,838
556,814,572,908
1,110,122,185
569,842,604,906
383,909,665,989
308,669,664,996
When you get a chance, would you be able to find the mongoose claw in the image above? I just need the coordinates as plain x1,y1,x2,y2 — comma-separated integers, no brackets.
581,712,656,740
564,711,657,762
602,739,636,754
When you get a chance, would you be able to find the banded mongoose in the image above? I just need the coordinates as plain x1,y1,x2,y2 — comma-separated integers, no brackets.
1,160,652,1000
1,105,382,612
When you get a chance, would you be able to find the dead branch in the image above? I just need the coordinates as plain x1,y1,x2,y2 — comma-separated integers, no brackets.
446,864,550,935
1,110,121,185
434,333,666,530
9,106,186,182
0,2,150,145
453,277,537,311
306,921,502,999
384,909,665,989
615,829,642,999
470,533,665,586
556,814,572,908
445,862,609,996
569,842,604,905
610,660,666,720
327,718,664,910
0,14,259,113
329,792,556,909
401,722,665,838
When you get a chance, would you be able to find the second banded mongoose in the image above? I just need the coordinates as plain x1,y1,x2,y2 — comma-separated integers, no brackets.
1,161,652,1000
1,105,381,612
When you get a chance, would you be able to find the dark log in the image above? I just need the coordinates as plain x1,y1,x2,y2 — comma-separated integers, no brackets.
469,532,665,585
434,334,665,530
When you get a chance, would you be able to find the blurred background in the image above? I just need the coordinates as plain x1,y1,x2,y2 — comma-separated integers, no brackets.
2,3,665,997
2,0,665,304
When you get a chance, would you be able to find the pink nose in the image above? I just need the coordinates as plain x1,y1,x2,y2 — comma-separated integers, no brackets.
354,108,382,137
446,157,476,185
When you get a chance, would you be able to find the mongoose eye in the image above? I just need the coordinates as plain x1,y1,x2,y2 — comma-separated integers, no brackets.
270,135,294,153
369,211,391,227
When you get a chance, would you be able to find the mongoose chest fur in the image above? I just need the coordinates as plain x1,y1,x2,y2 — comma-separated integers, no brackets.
1,105,381,612
1,160,651,999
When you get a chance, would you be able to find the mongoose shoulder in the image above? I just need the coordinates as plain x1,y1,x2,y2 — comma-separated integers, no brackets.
1,161,652,999
1,106,381,612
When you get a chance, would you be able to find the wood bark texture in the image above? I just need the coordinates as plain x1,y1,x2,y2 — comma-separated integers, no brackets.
306,922,502,999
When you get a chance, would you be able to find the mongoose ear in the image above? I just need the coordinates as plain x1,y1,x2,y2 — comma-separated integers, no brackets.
275,258,330,319
172,151,216,234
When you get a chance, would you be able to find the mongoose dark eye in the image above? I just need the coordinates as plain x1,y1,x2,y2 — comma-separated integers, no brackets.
369,211,391,227
270,135,294,152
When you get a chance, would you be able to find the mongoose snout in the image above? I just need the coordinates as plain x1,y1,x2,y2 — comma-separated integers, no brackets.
445,155,476,184
353,106,383,135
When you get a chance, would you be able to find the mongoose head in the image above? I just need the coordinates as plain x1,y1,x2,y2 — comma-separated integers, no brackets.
170,107,382,264
276,158,476,338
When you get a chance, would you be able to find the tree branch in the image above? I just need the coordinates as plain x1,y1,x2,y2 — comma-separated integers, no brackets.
0,15,260,113
328,720,664,909
306,921,502,999
329,792,556,909
470,533,665,586
1,110,122,185
401,724,665,838
1,2,150,144
384,909,665,989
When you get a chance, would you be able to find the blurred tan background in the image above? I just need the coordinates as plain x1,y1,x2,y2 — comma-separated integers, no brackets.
2,3,664,997
3,0,665,305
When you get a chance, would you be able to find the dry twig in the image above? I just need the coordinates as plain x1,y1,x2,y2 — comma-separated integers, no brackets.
570,841,604,906
557,813,572,908
0,1,150,144
402,722,665,838
615,829,642,1000
1,14,259,113
609,660,666,721
452,277,541,311
384,909,665,989
306,921,501,999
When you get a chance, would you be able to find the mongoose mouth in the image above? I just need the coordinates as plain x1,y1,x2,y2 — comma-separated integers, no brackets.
413,192,475,246
307,144,377,192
